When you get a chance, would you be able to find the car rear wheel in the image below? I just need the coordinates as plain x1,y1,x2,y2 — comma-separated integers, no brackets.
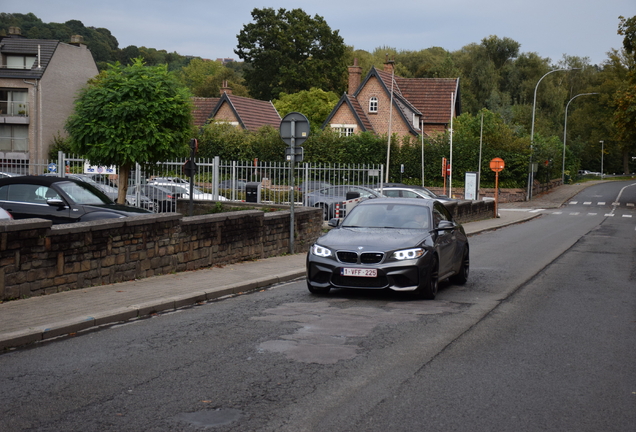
415,255,438,300
307,281,331,295
450,246,469,285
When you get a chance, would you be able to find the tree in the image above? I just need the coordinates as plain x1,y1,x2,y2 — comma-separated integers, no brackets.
235,8,347,100
614,15,636,173
272,87,339,133
66,59,193,203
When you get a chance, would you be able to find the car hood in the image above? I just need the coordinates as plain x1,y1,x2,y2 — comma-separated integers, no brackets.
317,227,431,251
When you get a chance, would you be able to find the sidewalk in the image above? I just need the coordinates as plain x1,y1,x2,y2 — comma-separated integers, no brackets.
0,182,600,351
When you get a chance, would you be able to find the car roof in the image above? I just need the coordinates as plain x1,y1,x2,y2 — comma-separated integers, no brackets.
0,175,77,187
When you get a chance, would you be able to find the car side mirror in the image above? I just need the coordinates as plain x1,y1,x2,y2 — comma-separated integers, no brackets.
328,218,340,227
46,198,66,207
436,220,456,231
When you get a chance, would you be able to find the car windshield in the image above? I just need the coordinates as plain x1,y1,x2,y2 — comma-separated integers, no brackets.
342,203,430,229
57,181,111,205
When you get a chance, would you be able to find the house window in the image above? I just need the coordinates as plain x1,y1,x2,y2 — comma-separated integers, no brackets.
0,89,29,116
369,97,378,113
0,125,28,152
5,55,36,70
331,124,355,137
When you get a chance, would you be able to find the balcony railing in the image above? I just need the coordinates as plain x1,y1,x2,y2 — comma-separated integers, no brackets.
0,101,29,116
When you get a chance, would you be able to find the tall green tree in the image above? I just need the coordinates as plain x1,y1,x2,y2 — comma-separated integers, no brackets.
273,87,339,133
235,8,347,100
66,59,194,203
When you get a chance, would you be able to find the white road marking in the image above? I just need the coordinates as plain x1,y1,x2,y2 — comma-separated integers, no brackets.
569,201,578,205
584,201,592,205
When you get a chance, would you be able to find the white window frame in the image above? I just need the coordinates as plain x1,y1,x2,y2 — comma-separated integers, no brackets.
369,97,378,113
331,124,355,137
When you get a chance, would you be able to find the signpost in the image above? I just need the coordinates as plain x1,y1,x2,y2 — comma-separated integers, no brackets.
183,138,198,216
490,157,505,218
280,112,310,254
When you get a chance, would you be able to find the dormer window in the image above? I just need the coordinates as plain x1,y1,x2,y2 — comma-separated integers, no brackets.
5,55,36,70
369,97,378,113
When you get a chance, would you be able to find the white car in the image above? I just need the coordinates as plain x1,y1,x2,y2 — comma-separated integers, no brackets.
150,183,228,201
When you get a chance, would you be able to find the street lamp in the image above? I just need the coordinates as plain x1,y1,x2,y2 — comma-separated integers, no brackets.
528,67,580,200
600,140,604,178
562,92,598,183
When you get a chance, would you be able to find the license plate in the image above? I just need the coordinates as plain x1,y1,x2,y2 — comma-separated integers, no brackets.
341,268,377,277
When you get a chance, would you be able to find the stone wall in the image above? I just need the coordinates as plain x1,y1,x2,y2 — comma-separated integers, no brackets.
0,206,323,301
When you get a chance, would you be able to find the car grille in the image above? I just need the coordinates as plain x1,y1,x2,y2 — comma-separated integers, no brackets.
336,251,384,264
332,274,388,288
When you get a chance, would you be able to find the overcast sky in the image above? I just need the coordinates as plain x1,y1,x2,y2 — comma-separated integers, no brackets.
4,0,635,66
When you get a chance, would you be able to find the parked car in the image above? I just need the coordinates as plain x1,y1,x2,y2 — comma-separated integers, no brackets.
0,176,151,224
305,185,385,219
150,182,227,201
0,207,13,220
129,184,180,213
148,176,190,185
43,173,154,210
376,184,455,203
0,172,22,179
218,179,248,191
306,198,469,299
298,181,332,192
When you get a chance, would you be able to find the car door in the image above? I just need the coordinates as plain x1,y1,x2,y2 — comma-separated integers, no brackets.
0,184,73,223
432,202,458,276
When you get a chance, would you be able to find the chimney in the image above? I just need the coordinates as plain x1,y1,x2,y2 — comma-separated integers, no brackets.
70,35,85,46
348,58,362,95
384,54,394,74
220,80,232,96
8,27,24,37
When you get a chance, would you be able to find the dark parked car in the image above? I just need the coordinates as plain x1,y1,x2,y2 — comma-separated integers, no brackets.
0,176,151,224
129,184,180,212
305,185,385,219
306,198,469,299
43,173,154,211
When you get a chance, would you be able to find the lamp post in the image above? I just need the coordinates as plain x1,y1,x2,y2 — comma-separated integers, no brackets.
600,140,604,178
562,92,598,183
528,68,579,200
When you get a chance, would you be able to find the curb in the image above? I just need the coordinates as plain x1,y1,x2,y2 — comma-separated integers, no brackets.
0,270,306,351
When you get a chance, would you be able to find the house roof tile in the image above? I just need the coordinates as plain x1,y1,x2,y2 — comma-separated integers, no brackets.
0,37,59,79
191,97,219,127
213,93,281,131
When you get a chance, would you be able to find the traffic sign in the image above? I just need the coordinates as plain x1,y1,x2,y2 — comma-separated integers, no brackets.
490,157,505,172
183,159,197,177
280,112,310,146
47,163,57,173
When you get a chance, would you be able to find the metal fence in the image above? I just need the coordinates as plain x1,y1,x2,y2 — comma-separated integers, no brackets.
1,155,384,212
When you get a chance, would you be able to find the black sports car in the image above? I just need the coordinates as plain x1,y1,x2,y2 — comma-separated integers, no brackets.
0,176,151,224
306,198,469,299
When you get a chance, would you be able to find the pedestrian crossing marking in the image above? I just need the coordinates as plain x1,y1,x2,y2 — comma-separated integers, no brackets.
584,202,592,205
598,202,605,205
570,201,578,205
623,214,633,218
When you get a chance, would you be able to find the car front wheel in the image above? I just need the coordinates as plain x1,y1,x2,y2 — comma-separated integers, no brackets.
415,255,439,300
450,246,469,285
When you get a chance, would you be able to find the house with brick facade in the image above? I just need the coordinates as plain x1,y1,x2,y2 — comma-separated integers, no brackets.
192,83,281,131
0,27,98,171
323,59,460,139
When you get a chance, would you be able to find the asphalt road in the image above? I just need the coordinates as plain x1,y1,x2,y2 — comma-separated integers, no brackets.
0,181,634,432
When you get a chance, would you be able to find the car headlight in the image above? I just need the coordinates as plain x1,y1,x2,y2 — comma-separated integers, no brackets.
391,248,425,260
311,244,333,258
